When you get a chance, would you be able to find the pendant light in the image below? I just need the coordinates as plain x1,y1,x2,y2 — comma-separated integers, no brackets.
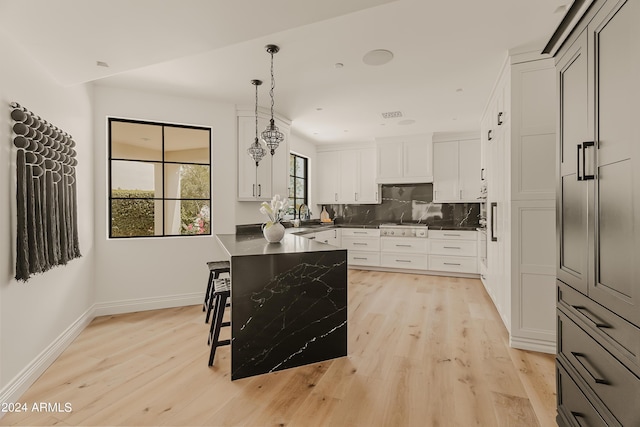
247,79,267,166
261,44,284,155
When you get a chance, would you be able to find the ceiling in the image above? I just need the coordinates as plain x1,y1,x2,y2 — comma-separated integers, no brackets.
0,0,569,145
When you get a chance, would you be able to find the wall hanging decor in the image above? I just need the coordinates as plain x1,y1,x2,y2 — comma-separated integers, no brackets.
10,102,81,282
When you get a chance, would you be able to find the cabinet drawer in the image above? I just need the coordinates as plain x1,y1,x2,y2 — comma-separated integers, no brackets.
342,237,380,252
380,253,428,270
428,230,476,240
556,361,614,427
430,239,477,257
428,255,477,274
558,280,640,376
341,228,380,237
380,238,428,254
558,310,640,426
348,251,380,267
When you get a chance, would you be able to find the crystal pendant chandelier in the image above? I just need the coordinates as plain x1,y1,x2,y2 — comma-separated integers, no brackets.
261,44,284,155
247,79,267,166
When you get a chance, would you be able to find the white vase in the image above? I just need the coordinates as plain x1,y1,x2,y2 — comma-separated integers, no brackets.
262,222,285,243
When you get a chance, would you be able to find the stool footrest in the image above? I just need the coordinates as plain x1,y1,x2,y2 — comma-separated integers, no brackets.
221,321,230,327
214,339,230,347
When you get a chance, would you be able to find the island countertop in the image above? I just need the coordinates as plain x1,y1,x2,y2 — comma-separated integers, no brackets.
216,231,343,257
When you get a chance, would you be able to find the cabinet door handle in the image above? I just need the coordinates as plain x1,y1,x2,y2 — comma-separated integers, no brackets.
570,412,588,427
497,111,503,125
335,193,338,202
572,306,611,329
459,190,463,199
583,141,595,180
490,202,497,242
444,262,461,266
355,192,358,201
444,246,461,249
258,184,262,197
488,130,493,141
353,231,368,234
571,352,609,385
395,244,412,247
354,257,368,260
443,233,460,237
353,242,368,246
481,168,485,180
253,184,256,197
396,259,411,263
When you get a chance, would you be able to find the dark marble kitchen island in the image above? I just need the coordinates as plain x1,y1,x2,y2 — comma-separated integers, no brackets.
216,232,348,380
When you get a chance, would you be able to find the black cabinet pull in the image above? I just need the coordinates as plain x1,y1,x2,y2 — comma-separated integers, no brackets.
571,352,609,385
490,202,497,242
497,111,504,125
572,306,611,329
488,130,493,141
583,141,595,180
577,141,595,181
570,412,588,427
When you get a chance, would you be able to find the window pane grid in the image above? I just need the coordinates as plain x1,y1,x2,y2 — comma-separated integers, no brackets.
289,153,308,218
108,118,211,238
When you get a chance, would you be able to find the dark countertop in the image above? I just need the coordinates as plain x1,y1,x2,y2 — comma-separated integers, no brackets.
216,232,344,257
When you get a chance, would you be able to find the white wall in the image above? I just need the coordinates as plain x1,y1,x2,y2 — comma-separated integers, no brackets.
92,85,245,313
0,35,94,395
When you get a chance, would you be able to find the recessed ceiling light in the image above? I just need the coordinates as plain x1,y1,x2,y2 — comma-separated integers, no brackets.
334,63,344,68
316,107,323,111
96,60,109,68
456,88,463,92
363,49,394,66
398,119,415,126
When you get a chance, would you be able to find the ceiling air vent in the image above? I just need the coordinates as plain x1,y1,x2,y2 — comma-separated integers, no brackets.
381,111,403,119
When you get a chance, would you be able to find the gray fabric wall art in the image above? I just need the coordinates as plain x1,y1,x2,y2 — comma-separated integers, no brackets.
10,102,81,282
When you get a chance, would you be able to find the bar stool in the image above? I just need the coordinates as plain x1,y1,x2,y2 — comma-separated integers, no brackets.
203,261,230,323
208,277,231,367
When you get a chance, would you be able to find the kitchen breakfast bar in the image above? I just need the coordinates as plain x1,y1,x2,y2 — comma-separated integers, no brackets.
215,231,348,380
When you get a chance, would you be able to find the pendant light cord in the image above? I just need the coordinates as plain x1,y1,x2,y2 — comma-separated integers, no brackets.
269,51,275,122
255,81,259,140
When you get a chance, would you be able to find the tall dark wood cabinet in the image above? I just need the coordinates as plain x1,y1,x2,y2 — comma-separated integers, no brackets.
545,0,640,425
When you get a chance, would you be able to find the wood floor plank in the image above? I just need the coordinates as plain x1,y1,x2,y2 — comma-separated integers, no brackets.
1,271,557,426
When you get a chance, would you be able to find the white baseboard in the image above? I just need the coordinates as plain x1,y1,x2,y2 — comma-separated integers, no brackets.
93,292,203,317
0,305,95,410
510,335,556,354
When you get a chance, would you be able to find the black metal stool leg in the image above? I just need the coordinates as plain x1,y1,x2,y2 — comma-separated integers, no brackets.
208,292,230,366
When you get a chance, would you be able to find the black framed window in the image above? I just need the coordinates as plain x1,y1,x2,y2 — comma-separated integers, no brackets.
289,153,308,218
108,118,211,238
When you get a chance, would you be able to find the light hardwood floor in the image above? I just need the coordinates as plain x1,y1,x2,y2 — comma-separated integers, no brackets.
1,270,557,426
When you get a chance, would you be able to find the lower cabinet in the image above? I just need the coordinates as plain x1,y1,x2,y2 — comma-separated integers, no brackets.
557,280,640,427
380,237,428,270
341,228,381,267
428,230,478,274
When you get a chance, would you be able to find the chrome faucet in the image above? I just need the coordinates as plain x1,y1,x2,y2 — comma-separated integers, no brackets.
298,204,310,220
400,212,405,224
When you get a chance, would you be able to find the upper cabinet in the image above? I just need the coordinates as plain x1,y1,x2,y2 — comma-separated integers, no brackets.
376,135,433,184
237,109,290,201
316,145,379,204
432,133,482,203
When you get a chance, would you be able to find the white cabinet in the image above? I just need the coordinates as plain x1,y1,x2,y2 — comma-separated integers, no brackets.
432,133,481,203
341,228,380,267
380,237,428,270
237,110,290,201
428,230,478,274
316,146,379,204
376,135,433,184
480,50,557,353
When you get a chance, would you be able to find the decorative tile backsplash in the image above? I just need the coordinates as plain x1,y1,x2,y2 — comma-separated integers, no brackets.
322,183,480,229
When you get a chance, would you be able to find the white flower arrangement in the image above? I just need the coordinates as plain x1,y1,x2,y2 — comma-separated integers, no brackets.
260,194,289,228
